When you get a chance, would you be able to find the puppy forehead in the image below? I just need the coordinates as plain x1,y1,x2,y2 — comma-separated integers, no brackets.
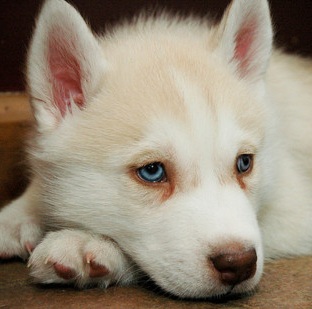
168,67,248,151
80,47,261,166
138,67,244,164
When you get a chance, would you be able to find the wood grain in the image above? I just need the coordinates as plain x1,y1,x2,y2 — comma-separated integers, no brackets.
0,94,32,207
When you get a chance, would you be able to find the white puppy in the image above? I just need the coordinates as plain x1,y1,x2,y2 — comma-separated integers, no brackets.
0,0,311,299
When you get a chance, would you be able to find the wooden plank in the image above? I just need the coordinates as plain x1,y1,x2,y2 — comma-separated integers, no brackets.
0,93,33,123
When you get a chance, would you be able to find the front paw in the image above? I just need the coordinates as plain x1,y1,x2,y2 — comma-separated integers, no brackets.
0,204,42,260
28,229,137,288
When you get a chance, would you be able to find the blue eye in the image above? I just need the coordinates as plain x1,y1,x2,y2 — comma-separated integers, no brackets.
137,162,166,183
237,154,253,174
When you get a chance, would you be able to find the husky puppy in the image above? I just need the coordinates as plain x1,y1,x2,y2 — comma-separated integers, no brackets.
0,0,311,299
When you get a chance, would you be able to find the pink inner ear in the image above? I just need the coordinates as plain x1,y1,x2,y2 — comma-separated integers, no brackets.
48,33,85,117
234,22,257,76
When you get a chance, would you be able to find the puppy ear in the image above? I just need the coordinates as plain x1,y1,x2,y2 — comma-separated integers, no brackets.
27,0,106,131
214,0,273,83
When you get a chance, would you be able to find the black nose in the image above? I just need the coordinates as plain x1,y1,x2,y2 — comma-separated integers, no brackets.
210,248,257,285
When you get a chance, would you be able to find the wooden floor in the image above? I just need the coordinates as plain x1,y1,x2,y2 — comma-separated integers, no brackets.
0,94,312,308
0,94,32,207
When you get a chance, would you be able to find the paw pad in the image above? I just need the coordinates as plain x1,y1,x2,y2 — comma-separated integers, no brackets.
85,253,110,278
88,260,110,278
0,253,14,260
53,262,76,280
25,242,35,255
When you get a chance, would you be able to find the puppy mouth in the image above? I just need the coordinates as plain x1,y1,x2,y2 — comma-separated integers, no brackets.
201,283,256,302
138,272,256,301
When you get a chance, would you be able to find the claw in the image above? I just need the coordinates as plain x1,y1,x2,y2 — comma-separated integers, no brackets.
85,252,94,265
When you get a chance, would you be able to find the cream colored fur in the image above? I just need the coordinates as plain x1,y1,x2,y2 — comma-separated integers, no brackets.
0,0,311,299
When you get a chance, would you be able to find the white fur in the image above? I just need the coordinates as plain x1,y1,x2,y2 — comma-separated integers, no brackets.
28,229,136,287
0,0,311,299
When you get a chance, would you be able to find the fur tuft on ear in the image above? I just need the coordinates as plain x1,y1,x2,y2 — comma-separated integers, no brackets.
215,0,273,83
27,0,106,131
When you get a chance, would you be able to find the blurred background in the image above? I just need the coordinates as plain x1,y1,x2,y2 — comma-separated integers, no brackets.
0,0,311,92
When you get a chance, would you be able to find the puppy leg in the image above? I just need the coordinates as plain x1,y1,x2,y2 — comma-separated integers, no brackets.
0,181,42,260
28,229,137,288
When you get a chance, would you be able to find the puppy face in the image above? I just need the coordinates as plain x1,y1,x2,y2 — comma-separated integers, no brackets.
28,0,272,298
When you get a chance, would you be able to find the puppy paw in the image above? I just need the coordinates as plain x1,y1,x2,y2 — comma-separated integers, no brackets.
28,229,136,288
0,202,42,260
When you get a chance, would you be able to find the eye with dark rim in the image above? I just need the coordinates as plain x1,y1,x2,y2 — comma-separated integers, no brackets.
137,162,167,183
236,154,253,174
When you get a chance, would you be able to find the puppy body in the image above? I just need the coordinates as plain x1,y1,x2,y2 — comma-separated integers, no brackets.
0,0,311,299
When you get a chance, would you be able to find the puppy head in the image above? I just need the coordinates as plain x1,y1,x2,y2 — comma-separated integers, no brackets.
28,0,272,298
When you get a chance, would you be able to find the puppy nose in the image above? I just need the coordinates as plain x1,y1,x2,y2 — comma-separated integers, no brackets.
210,248,257,285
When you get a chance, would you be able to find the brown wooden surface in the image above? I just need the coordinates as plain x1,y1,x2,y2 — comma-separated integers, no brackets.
0,95,312,308
0,121,31,206
1,256,311,308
